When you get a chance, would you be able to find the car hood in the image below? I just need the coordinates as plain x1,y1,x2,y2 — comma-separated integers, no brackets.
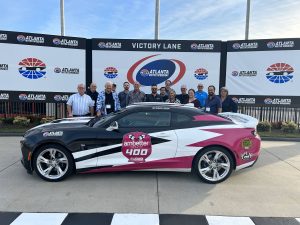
24,117,93,136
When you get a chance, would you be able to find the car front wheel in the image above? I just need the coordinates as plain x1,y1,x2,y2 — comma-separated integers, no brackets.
33,144,74,182
194,147,234,184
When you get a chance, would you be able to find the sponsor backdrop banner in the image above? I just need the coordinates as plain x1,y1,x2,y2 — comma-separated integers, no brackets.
92,39,222,94
0,30,86,103
226,38,300,106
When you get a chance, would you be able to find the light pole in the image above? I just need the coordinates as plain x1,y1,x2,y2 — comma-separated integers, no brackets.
245,0,251,40
60,0,65,36
154,0,160,40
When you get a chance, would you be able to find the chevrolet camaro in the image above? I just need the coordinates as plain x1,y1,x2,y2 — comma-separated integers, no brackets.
20,103,261,184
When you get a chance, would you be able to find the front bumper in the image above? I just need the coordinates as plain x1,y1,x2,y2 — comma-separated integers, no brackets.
20,140,33,174
236,158,258,170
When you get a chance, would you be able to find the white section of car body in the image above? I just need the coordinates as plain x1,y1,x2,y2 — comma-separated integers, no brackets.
218,112,258,129
235,160,256,170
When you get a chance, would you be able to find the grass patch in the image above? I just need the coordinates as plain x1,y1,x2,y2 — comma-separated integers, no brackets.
259,129,300,138
0,124,36,133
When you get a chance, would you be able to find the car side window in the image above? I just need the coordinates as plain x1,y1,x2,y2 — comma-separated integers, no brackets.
117,111,171,128
172,113,192,126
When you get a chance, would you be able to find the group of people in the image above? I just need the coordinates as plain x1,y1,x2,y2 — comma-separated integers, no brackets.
66,80,238,117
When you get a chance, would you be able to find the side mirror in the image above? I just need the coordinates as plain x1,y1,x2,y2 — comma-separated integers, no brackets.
106,121,119,131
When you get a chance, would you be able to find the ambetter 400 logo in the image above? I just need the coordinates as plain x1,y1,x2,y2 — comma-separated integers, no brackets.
122,132,152,163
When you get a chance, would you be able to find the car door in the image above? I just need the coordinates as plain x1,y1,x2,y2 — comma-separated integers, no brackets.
96,110,177,170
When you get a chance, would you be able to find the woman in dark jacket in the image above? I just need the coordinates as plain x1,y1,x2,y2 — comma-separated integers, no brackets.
220,87,238,112
187,89,201,108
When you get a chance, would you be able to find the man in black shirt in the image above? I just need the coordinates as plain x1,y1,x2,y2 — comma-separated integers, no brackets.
145,84,163,102
86,82,99,113
105,90,115,114
160,86,168,102
118,81,130,108
177,84,189,104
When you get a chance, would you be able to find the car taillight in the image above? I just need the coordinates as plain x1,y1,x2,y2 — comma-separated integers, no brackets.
251,129,257,136
28,152,32,161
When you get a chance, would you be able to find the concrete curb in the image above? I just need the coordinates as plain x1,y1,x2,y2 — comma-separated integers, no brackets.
0,133,23,137
260,137,300,142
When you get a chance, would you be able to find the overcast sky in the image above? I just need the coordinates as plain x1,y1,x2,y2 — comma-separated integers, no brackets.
0,0,299,40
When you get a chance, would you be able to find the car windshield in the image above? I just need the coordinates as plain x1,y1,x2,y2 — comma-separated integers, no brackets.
90,109,127,127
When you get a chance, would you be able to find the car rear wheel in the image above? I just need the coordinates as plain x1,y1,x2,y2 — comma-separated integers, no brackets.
33,144,74,182
194,147,233,184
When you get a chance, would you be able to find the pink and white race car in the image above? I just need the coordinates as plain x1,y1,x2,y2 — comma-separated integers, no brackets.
21,103,260,184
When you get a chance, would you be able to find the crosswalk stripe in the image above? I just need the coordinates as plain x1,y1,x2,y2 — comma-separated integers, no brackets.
0,212,299,225
206,216,255,225
10,213,68,225
111,213,159,225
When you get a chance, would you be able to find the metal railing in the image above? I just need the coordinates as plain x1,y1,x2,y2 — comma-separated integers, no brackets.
0,102,67,119
238,106,300,125
1,102,300,126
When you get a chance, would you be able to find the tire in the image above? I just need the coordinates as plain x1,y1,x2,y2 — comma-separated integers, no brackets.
33,144,74,182
193,147,234,184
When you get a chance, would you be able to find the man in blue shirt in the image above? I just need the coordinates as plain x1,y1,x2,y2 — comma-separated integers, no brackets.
195,83,208,108
205,85,222,114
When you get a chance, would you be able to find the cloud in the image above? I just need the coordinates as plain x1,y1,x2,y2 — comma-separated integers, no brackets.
249,0,300,39
1,0,300,40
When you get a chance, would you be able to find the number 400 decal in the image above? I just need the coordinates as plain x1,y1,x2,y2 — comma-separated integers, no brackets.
122,132,152,163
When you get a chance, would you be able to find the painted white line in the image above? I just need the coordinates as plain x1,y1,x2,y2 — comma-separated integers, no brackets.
296,218,300,223
206,216,255,225
111,213,159,225
10,213,68,225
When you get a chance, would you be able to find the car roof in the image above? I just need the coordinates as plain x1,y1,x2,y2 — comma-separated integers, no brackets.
126,102,204,114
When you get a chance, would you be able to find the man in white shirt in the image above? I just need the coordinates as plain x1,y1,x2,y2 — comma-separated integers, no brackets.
67,83,94,117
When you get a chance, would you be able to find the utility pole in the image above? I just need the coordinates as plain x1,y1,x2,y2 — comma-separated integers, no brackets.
245,0,251,40
60,0,65,36
154,0,160,40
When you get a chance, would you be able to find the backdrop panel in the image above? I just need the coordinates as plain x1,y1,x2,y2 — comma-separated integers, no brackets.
92,39,222,94
0,30,86,103
226,39,300,106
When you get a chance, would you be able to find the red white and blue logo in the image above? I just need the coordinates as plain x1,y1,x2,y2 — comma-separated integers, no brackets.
17,35,26,42
194,68,208,80
232,71,239,76
54,67,61,73
127,54,185,86
18,58,46,79
267,42,275,48
104,67,118,79
19,94,28,100
53,38,61,45
232,43,241,49
264,98,273,104
266,63,294,83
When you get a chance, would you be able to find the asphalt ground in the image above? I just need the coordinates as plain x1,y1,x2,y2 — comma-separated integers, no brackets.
0,137,299,217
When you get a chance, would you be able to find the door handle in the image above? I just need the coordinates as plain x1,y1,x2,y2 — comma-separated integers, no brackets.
158,133,169,138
